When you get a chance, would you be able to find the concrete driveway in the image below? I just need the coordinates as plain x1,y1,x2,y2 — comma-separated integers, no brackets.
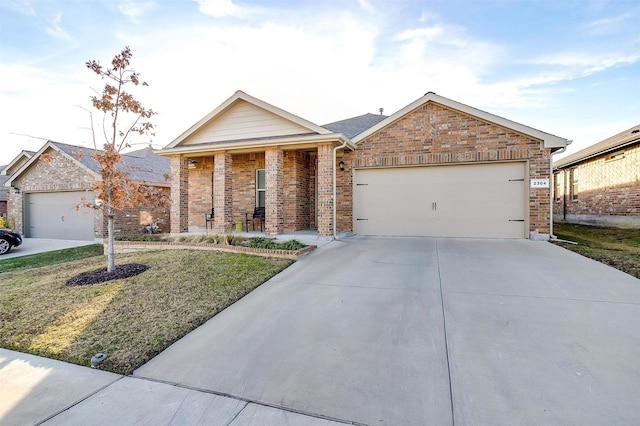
0,238,97,259
127,237,640,425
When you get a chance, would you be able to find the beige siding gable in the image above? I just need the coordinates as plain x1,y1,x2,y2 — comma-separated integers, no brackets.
181,100,316,146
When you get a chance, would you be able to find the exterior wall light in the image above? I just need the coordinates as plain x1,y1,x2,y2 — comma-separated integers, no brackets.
339,160,345,171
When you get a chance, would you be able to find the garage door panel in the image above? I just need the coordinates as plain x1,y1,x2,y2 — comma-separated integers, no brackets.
354,163,526,238
26,192,95,240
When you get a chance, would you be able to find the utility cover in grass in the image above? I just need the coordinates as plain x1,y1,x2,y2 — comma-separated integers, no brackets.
66,263,149,286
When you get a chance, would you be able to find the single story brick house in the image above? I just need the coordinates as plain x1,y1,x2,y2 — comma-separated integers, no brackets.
158,90,569,240
5,141,171,240
1,150,35,218
553,124,640,228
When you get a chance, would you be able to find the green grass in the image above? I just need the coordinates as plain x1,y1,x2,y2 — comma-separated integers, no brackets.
553,223,640,278
0,250,292,374
0,244,104,272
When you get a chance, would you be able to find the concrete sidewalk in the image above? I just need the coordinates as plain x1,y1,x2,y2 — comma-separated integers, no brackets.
0,349,344,425
1,237,638,425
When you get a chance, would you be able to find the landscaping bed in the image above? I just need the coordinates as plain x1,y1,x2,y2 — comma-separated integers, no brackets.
111,235,315,260
0,250,293,374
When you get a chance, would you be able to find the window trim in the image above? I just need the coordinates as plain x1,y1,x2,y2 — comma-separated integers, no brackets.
571,168,579,201
256,169,266,208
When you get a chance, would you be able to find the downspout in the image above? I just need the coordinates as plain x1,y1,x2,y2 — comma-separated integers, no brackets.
550,141,571,239
333,139,348,239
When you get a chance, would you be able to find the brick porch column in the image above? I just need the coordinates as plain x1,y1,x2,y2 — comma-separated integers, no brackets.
317,143,333,237
170,156,189,233
213,152,233,234
265,147,283,235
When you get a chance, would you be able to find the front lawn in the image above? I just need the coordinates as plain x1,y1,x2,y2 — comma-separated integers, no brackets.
0,244,104,272
0,250,292,374
552,223,640,278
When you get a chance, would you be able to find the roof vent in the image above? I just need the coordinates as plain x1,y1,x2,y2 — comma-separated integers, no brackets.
424,91,436,96
632,129,639,134
379,108,384,115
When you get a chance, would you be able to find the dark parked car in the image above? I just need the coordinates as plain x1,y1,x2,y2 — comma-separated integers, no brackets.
0,228,22,255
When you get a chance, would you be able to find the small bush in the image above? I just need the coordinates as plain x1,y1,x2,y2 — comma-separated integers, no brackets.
244,238,305,251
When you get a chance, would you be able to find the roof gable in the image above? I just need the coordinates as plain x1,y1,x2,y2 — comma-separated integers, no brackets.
553,124,640,169
353,92,569,149
167,90,331,148
1,150,35,176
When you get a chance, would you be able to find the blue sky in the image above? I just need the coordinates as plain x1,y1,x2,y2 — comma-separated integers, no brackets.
1,0,638,165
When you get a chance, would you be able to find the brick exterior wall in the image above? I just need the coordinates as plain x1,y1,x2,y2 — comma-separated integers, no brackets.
553,144,640,228
9,148,170,237
8,148,95,236
170,156,189,233
317,144,334,237
265,148,284,235
213,152,234,234
186,152,314,233
337,102,553,237
283,150,312,231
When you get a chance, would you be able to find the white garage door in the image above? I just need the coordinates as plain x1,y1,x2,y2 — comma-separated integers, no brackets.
26,192,95,240
354,162,527,238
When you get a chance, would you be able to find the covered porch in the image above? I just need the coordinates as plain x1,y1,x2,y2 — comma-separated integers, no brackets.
164,140,349,238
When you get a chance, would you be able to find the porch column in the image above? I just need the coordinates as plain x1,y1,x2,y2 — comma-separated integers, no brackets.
265,147,283,235
317,143,333,237
213,152,233,234
170,155,188,233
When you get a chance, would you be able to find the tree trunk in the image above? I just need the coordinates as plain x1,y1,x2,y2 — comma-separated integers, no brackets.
107,192,115,273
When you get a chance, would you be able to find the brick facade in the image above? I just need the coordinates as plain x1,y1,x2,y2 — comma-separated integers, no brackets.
337,102,553,236
185,152,316,233
170,156,189,233
265,148,284,235
317,144,334,237
9,148,171,238
213,152,234,234
553,144,640,228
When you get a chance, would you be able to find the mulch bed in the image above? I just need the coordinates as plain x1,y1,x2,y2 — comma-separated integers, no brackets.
66,263,149,286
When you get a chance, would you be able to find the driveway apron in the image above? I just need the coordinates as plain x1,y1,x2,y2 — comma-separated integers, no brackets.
135,237,452,425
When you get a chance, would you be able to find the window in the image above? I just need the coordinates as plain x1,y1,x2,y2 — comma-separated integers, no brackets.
554,173,561,201
256,169,265,207
571,169,579,200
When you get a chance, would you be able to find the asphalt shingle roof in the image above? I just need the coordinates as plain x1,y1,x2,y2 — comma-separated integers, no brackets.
553,124,640,169
323,113,388,139
51,142,170,185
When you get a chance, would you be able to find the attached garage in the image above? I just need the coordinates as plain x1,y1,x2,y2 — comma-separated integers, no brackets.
25,192,95,241
354,162,527,238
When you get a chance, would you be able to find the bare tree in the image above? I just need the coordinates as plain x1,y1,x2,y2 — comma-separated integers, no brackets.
85,46,165,272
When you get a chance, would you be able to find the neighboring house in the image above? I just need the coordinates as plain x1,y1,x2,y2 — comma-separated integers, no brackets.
5,141,171,240
0,151,35,219
0,171,7,217
553,124,640,228
158,90,569,240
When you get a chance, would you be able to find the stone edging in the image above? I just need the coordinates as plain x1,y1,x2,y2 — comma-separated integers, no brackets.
106,240,316,260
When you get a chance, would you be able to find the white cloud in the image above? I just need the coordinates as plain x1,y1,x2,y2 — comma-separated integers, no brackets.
45,12,71,40
195,0,244,18
357,0,374,13
118,0,156,23
584,12,634,36
2,0,37,16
